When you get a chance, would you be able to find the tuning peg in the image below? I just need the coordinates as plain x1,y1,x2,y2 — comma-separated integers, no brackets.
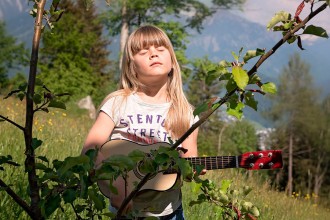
249,163,254,168
258,153,263,158
269,162,274,168
268,152,273,157
249,154,254,159
259,163,264,168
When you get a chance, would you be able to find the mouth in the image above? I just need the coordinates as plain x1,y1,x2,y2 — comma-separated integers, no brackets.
150,62,162,66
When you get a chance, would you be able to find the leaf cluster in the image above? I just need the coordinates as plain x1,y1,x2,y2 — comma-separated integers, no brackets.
189,179,259,219
266,2,329,50
4,78,68,113
193,48,276,120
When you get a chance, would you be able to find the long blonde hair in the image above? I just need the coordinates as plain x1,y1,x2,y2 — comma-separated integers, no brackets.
101,25,193,140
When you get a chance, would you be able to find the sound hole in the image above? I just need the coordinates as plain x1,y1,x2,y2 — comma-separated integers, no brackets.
133,161,158,180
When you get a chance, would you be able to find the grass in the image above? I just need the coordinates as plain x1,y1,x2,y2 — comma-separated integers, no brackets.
1,97,329,219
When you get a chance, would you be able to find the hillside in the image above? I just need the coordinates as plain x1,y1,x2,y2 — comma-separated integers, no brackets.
1,1,329,127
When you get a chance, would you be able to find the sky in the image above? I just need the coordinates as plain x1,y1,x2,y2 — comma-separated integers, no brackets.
234,0,330,44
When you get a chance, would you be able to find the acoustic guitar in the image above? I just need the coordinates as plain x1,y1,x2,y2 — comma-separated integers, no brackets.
97,139,283,198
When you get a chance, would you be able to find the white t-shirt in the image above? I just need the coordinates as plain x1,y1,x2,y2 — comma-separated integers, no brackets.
100,93,184,217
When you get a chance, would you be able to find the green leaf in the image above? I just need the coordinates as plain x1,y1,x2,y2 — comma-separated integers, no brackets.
35,78,43,86
191,181,202,193
219,60,231,68
88,188,105,211
33,94,42,105
303,25,329,38
37,156,49,163
248,74,261,84
220,179,232,192
231,51,239,61
18,82,28,91
232,66,248,90
243,49,265,63
267,11,291,30
57,155,89,176
261,82,277,94
154,153,170,166
226,101,244,119
32,138,43,150
35,162,48,171
104,155,135,171
176,158,193,181
48,100,66,110
44,194,61,217
226,77,237,92
17,93,25,101
244,92,258,111
193,102,209,116
205,69,221,85
63,189,77,203
128,150,146,163
139,157,157,174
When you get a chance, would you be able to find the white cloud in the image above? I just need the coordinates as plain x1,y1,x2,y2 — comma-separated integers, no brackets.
232,0,330,43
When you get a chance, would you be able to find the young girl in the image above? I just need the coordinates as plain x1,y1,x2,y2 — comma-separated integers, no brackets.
82,25,202,219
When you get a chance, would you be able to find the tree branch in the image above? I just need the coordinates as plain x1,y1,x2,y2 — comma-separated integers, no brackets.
24,0,46,219
174,2,329,151
0,178,32,217
115,173,153,219
0,115,25,131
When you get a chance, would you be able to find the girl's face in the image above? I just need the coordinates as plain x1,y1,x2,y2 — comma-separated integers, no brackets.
132,45,172,86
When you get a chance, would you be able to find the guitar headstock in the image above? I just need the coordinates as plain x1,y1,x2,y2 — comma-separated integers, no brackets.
239,150,283,170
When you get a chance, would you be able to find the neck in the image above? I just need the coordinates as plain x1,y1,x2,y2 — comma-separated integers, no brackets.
136,83,169,104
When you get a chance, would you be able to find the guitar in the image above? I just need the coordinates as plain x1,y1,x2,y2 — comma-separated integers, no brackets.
97,139,283,198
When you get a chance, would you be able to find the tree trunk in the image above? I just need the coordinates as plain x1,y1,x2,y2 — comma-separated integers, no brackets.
313,153,328,203
24,0,46,219
119,0,128,70
286,133,293,196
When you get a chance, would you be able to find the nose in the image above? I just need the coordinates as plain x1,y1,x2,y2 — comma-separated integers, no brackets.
149,46,158,59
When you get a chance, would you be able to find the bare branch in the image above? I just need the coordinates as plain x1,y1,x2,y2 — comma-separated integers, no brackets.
0,179,32,216
0,115,25,131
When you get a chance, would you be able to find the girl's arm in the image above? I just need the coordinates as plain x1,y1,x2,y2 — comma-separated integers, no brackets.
181,128,206,175
180,128,199,158
82,111,115,155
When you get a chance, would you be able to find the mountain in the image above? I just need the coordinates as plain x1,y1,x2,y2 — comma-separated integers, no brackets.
1,1,329,127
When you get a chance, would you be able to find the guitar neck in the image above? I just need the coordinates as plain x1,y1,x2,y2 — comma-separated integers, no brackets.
186,156,240,170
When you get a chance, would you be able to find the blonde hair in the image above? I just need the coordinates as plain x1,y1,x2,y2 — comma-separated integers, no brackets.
100,25,193,140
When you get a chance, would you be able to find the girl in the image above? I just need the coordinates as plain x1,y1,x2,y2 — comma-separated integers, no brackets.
82,25,202,219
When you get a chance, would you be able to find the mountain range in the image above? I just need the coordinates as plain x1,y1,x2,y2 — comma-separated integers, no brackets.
1,0,329,127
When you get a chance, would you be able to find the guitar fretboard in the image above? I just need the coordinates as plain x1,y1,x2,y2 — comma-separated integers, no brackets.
186,156,240,170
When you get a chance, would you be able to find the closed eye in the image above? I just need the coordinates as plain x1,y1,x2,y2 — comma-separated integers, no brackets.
156,46,166,51
138,49,148,55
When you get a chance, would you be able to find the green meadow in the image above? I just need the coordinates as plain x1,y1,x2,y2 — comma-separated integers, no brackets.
1,97,329,219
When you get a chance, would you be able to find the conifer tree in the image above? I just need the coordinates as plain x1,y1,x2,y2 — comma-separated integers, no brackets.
0,22,28,91
38,0,114,103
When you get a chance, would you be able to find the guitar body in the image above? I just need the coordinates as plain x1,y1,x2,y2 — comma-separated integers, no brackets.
96,139,283,203
97,139,179,199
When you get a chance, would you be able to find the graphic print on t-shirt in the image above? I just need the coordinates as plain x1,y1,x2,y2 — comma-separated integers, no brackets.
118,112,169,145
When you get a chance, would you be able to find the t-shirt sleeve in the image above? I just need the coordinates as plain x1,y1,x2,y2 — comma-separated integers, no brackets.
99,97,123,124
